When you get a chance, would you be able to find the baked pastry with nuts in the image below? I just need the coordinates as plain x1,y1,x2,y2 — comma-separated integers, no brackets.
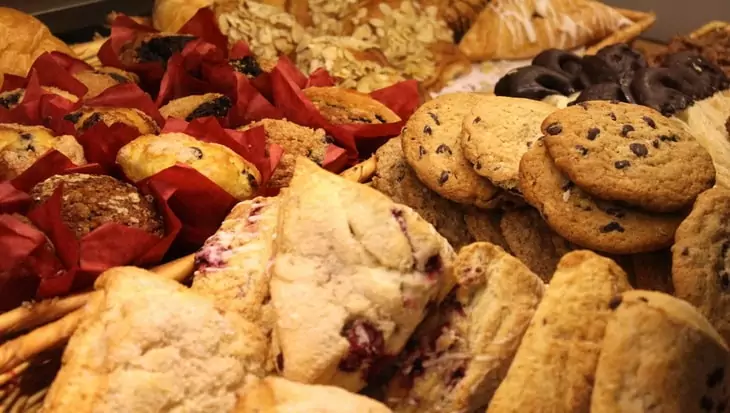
0,123,86,180
303,86,400,124
0,86,79,110
238,119,329,189
270,157,454,392
159,93,233,121
30,173,164,239
296,35,405,93
41,267,268,413
72,67,139,99
420,0,489,42
119,32,197,67
64,106,159,135
385,242,544,413
117,132,261,201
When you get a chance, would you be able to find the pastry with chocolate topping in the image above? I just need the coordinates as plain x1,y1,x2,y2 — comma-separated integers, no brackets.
494,66,575,100
532,48,588,88
30,173,164,239
119,33,197,67
159,93,233,121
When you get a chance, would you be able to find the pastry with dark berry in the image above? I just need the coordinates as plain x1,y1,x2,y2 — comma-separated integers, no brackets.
229,55,264,78
302,87,400,124
159,93,233,121
384,242,544,413
30,173,164,239
72,67,139,99
117,132,260,200
0,86,78,110
119,32,197,67
0,123,86,180
270,157,454,392
64,106,159,135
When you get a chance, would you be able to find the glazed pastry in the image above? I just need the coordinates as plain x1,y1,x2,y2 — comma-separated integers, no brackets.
420,0,490,42
303,86,400,124
64,106,159,135
159,93,233,121
459,0,630,61
385,242,544,413
0,123,86,180
72,67,139,99
152,0,215,33
119,32,197,67
117,132,261,201
0,86,79,109
270,157,454,392
41,267,267,412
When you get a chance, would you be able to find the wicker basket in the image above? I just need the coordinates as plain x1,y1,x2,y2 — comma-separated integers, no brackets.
585,8,657,55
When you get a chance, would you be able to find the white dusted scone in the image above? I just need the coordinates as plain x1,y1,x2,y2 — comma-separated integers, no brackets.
270,157,455,392
384,242,545,413
591,291,730,413
233,376,393,412
41,267,267,413
116,132,261,201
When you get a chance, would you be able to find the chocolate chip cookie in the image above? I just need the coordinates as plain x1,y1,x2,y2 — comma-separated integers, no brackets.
672,187,730,344
592,291,730,413
519,139,684,254
542,101,715,213
402,93,499,207
461,96,555,192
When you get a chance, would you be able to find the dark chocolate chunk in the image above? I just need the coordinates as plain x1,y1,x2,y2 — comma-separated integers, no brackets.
475,161,482,170
64,112,83,124
659,134,679,142
473,116,481,124
615,160,631,169
608,295,623,310
246,172,259,190
546,123,562,135
105,71,132,84
418,146,426,159
494,66,576,100
81,112,103,131
575,145,588,156
621,124,635,137
435,144,452,155
190,147,204,160
185,96,232,121
600,221,625,233
642,116,657,129
375,114,386,123
652,139,660,148
0,91,22,109
609,112,617,121
423,125,432,135
629,143,648,157
25,144,35,152
438,171,450,185
602,206,626,218
587,127,601,140
19,133,32,141
428,112,440,125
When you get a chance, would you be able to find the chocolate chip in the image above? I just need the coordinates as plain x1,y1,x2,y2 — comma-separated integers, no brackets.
707,367,725,388
587,127,600,140
546,123,562,135
25,144,35,152
375,114,386,123
561,181,574,191
659,134,679,142
0,91,21,109
418,146,426,159
629,143,648,157
447,365,466,387
642,116,657,129
608,296,622,310
190,147,204,159
603,206,626,218
438,171,450,185
621,124,635,137
638,296,649,303
475,161,482,170
609,112,617,121
575,145,588,156
19,133,32,141
423,125,432,135
472,116,481,124
350,116,373,124
246,172,259,190
428,112,440,125
63,112,83,124
435,144,452,155
682,247,690,256
276,353,284,371
81,112,103,131
323,134,335,144
721,272,730,290
526,141,533,148
105,72,131,84
600,221,625,233
700,395,714,411
652,139,660,148
615,160,631,169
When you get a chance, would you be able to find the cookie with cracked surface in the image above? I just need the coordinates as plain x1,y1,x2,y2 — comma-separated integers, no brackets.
672,187,730,345
542,101,715,212
239,119,329,190
519,139,684,254
500,207,574,282
302,86,401,124
0,123,86,180
385,242,544,413
64,106,159,135
402,93,499,207
591,291,730,413
159,93,233,121
486,251,632,413
461,96,555,192
270,157,454,392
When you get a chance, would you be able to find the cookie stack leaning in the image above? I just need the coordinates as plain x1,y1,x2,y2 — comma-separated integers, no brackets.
519,100,716,255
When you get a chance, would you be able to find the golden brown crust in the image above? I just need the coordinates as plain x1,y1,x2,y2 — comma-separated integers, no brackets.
72,68,139,99
65,106,159,135
159,93,233,121
0,8,76,77
152,0,215,32
0,123,86,180
303,86,400,125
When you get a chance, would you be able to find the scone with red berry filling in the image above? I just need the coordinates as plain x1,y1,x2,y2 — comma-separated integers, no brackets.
270,157,454,392
384,242,544,413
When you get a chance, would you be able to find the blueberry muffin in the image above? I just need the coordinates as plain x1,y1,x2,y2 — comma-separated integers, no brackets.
72,67,139,99
64,106,159,135
0,86,79,110
0,123,86,180
302,87,400,124
117,132,261,201
30,173,164,239
159,93,233,121
119,32,197,67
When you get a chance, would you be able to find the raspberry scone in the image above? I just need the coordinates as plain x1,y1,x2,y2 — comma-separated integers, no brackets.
270,157,455,392
384,242,545,413
193,196,280,370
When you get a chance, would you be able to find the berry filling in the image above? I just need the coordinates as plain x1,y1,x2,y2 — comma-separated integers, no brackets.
186,96,232,121
338,319,385,373
137,35,196,65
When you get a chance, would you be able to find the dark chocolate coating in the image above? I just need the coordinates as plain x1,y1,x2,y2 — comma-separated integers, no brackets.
494,66,575,100
661,52,729,100
572,82,635,105
630,67,693,116
532,49,588,87
582,44,647,85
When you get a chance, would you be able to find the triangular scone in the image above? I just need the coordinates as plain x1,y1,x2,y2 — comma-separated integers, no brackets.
459,0,630,60
486,251,632,413
192,196,280,371
270,157,455,392
42,267,267,413
385,242,544,413
591,291,730,413
234,377,393,412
